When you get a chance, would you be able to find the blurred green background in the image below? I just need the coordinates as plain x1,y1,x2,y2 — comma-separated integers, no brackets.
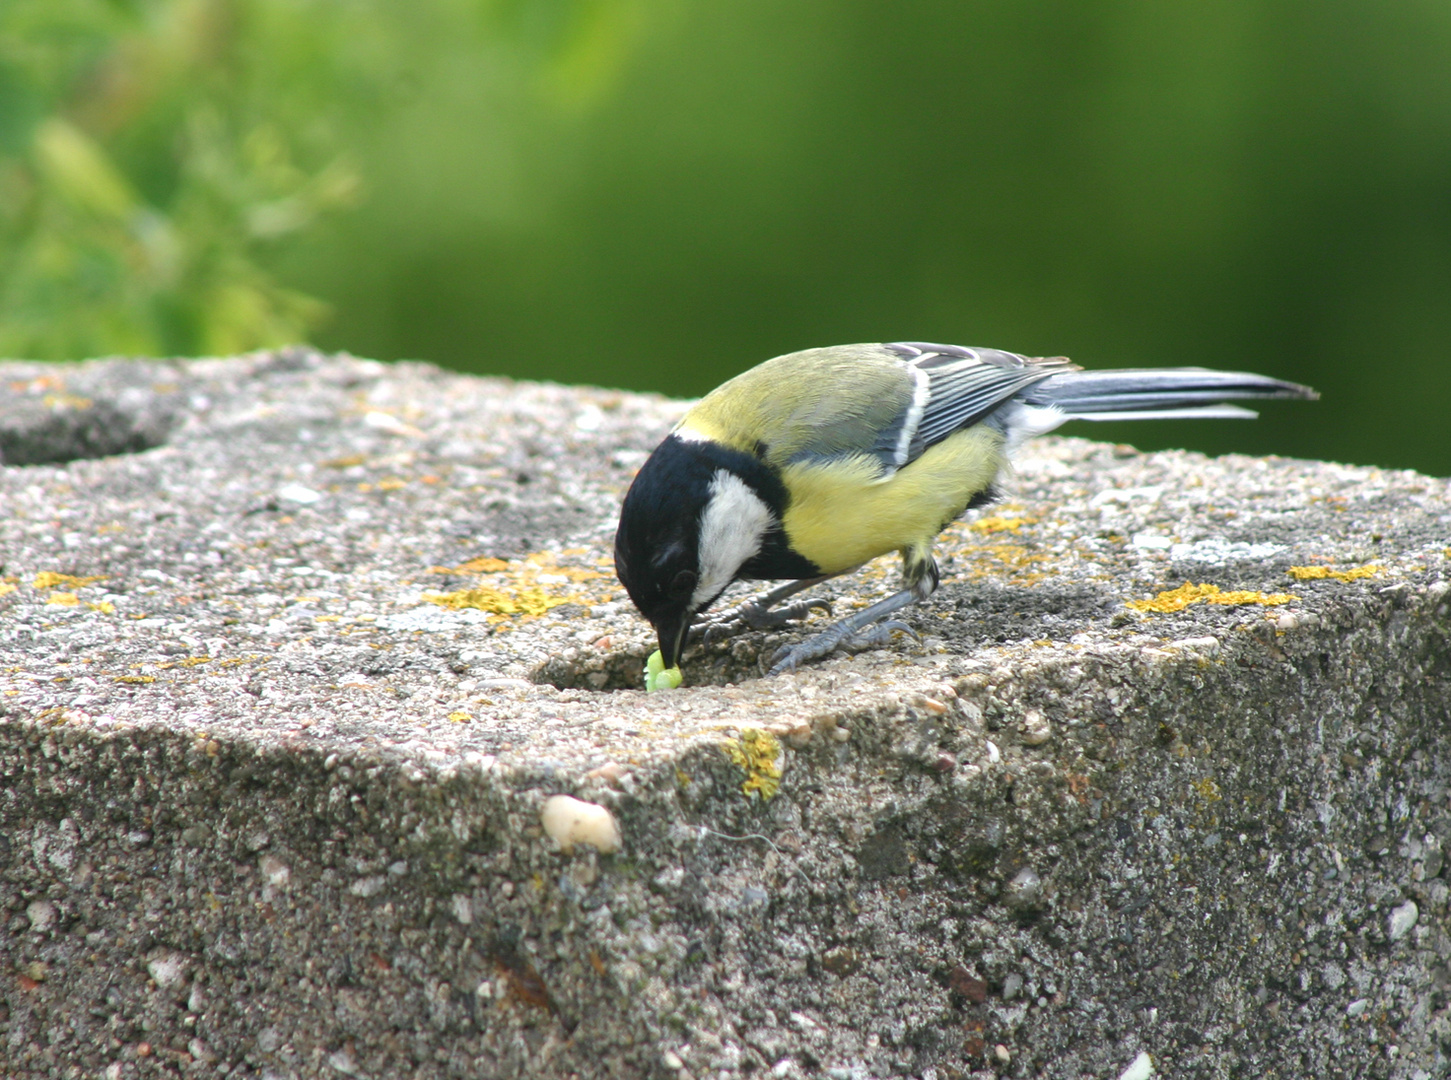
3,0,1449,475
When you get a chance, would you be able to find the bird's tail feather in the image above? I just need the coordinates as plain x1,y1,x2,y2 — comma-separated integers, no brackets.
1024,368,1317,421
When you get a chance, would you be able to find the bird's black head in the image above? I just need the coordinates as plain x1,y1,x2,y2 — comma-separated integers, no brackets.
614,434,715,669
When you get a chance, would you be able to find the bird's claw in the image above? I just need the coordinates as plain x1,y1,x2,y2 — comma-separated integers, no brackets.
838,619,919,654
695,596,832,647
765,619,918,675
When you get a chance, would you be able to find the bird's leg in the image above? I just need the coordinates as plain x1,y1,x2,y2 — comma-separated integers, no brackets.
766,588,921,675
692,577,834,647
766,553,937,675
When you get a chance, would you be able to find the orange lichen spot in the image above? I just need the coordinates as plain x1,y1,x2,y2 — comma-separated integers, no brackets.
1287,564,1381,583
1127,582,1297,614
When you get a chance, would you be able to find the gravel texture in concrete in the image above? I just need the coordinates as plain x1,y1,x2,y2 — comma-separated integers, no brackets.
2,349,1449,1080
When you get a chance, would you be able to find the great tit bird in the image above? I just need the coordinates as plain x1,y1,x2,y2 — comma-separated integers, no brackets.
614,341,1316,687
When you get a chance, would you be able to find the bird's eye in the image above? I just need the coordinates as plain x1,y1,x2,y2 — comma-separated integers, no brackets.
668,570,698,599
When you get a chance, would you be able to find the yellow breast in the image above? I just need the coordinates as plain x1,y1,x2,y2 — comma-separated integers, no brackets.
779,425,1005,574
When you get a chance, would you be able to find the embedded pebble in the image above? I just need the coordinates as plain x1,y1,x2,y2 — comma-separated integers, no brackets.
259,855,290,888
1388,899,1419,941
25,899,56,932
1118,1051,1155,1080
1021,710,1052,745
147,951,188,989
541,795,623,855
451,895,473,924
1003,866,1043,910
350,876,386,898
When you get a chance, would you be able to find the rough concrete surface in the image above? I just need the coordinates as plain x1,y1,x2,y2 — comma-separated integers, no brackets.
1,348,1449,1080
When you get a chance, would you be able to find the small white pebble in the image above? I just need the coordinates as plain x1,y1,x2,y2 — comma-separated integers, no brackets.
147,951,188,989
451,894,473,924
1118,1051,1154,1080
276,483,322,505
349,876,385,898
259,855,290,888
1388,899,1418,941
25,900,56,932
541,795,622,855
994,1044,1011,1064
661,1050,684,1070
1021,710,1052,745
985,740,1001,764
830,726,851,742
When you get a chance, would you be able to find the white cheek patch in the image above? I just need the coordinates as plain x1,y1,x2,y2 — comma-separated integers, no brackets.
692,470,772,611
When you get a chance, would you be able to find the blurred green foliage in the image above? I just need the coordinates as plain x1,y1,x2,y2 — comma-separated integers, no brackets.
3,0,1450,474
0,0,361,358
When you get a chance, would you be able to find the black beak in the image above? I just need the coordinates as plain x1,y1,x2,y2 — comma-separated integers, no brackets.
655,608,693,669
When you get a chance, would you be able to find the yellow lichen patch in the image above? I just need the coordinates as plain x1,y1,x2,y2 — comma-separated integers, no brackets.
968,514,1035,534
46,592,80,606
87,601,115,614
0,581,17,598
957,543,1053,585
1287,564,1381,583
1127,582,1297,614
424,587,574,617
723,728,783,799
442,556,512,574
1192,777,1222,802
448,711,471,723
33,572,106,590
423,549,617,625
1204,589,1297,606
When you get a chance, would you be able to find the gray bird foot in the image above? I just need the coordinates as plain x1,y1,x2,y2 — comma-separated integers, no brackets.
694,596,832,648
837,619,919,655
766,619,919,676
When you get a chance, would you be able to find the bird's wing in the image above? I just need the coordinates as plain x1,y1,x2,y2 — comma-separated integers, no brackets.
683,343,1074,478
883,343,1076,467
684,345,918,472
